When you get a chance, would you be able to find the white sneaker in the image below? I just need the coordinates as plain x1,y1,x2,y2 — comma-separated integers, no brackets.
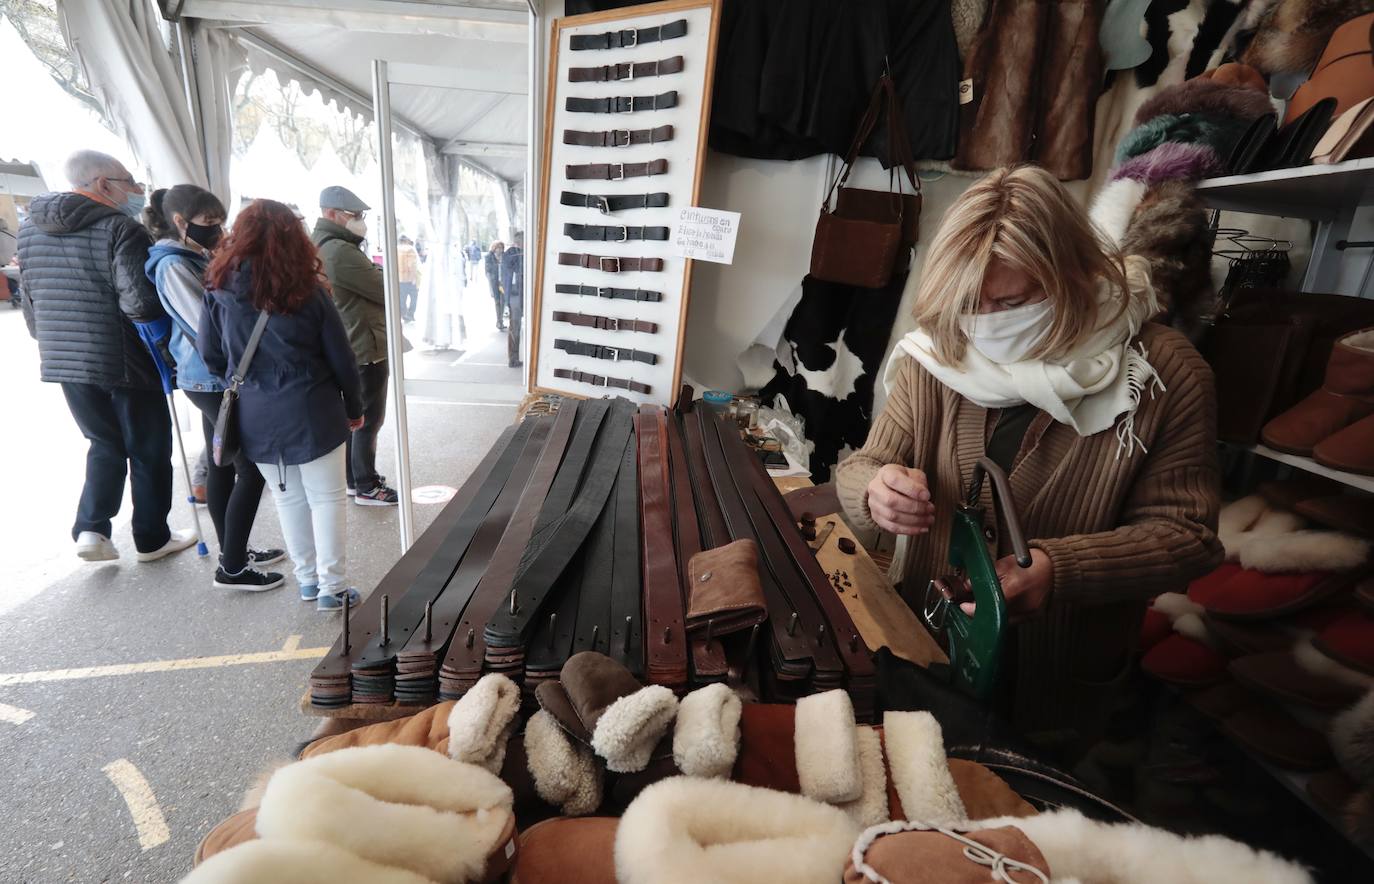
135,529,198,563
75,531,119,562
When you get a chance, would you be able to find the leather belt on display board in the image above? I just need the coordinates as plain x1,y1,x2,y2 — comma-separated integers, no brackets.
559,253,664,273
554,338,658,366
554,284,662,303
552,310,658,334
566,160,669,181
563,126,674,148
569,55,685,82
564,222,671,242
554,368,652,395
637,407,689,688
569,19,688,51
566,92,678,114
561,191,670,213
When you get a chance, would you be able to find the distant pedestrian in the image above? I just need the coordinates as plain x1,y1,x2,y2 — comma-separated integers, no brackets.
465,239,481,283
502,232,524,369
485,241,505,331
398,234,420,322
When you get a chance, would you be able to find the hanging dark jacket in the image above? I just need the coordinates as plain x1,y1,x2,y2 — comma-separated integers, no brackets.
17,191,166,390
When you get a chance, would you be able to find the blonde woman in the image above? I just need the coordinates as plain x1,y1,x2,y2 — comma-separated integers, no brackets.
836,166,1222,753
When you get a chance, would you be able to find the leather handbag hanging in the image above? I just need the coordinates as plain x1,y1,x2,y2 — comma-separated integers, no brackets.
810,75,922,289
212,310,270,467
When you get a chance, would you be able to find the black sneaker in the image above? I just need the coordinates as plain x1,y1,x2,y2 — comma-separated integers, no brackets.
355,485,400,506
213,566,285,592
248,547,286,567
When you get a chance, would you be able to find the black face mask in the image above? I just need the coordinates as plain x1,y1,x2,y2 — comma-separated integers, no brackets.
185,221,223,251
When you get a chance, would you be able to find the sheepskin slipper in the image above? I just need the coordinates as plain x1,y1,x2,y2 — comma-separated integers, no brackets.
1200,614,1292,658
1111,142,1224,186
1331,691,1374,785
1293,494,1374,540
562,651,646,733
1314,612,1374,676
194,809,258,866
254,745,515,884
183,839,436,884
614,777,861,884
524,709,602,816
300,702,454,759
1133,78,1276,128
513,817,619,884
795,689,863,803
1139,606,1174,653
838,726,890,828
1187,562,1244,602
1200,570,1356,620
844,821,1050,884
1229,651,1368,711
883,711,967,826
672,683,741,779
447,673,520,774
592,685,679,773
1239,530,1372,575
1222,704,1333,771
1141,634,1229,687
966,809,1314,884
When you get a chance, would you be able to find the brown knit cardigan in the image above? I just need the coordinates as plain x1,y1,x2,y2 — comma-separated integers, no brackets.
836,323,1222,746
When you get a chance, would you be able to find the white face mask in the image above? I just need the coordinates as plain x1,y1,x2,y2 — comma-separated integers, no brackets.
958,300,1055,365
345,217,368,239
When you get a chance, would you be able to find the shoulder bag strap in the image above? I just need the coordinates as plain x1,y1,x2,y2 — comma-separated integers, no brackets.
821,78,889,211
882,76,922,197
230,311,270,391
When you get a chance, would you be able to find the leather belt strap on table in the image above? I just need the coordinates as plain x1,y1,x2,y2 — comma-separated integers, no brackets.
554,337,658,366
553,310,658,334
561,190,670,213
438,403,581,699
666,412,727,682
566,91,678,114
310,424,518,707
564,222,670,242
559,252,663,273
554,367,651,395
608,438,644,676
563,125,674,148
679,407,731,549
569,55,685,82
637,406,689,688
391,416,553,704
531,400,610,541
524,548,585,681
565,159,669,181
555,283,662,302
569,19,687,51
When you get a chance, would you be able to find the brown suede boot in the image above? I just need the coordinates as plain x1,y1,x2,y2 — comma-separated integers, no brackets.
1261,328,1374,455
1315,412,1374,475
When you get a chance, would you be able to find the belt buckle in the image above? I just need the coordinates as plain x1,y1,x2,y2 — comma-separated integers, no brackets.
616,226,629,243
604,346,621,362
612,129,631,148
624,63,635,82
596,286,614,298
609,317,622,331
610,163,625,181
593,195,611,214
599,257,621,273
622,27,638,47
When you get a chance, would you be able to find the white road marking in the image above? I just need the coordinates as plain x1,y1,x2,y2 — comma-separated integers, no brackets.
102,759,170,851
0,702,36,724
0,643,330,686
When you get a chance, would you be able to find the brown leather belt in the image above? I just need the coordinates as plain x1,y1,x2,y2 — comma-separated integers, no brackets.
555,283,662,302
665,412,727,682
568,55,685,82
637,406,689,688
564,222,670,242
554,338,657,366
565,159,669,181
569,18,687,51
559,253,664,273
552,310,658,334
566,91,678,114
554,367,651,395
561,191,671,213
563,125,674,148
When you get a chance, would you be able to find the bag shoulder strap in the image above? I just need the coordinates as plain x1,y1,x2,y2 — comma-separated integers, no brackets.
231,311,270,387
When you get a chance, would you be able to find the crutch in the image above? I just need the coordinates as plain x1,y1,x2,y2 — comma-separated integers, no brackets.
168,390,210,557
137,321,209,557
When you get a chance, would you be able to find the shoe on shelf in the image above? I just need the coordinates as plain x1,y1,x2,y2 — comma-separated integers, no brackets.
248,547,287,567
317,587,362,612
191,484,207,505
213,567,285,592
299,583,320,602
135,529,198,563
355,485,400,507
75,531,118,562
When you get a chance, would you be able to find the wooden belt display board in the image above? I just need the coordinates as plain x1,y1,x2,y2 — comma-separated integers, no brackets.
530,0,722,407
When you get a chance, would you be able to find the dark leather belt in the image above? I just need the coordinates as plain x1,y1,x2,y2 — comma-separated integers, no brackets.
607,439,643,677
566,159,669,181
566,91,678,114
563,125,674,148
564,222,670,242
569,18,687,50
559,253,664,273
569,55,685,82
666,413,727,682
637,407,688,688
554,284,662,303
531,401,610,539
555,337,658,365
552,310,658,334
561,191,670,213
554,367,651,395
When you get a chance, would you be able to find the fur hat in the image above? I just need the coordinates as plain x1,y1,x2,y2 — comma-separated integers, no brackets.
1112,142,1225,186
1134,78,1275,127
1116,113,1252,165
1243,0,1374,75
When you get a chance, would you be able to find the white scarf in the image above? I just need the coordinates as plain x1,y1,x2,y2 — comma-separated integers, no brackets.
886,257,1164,457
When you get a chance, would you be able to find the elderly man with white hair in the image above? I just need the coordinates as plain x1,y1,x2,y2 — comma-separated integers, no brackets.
18,149,194,563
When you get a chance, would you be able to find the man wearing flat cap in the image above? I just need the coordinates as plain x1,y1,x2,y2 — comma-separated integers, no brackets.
313,185,398,506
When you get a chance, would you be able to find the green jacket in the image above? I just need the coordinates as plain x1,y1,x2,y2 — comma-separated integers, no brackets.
312,218,386,364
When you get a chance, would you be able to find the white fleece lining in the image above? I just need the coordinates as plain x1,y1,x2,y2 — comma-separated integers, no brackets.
614,776,861,884
1151,592,1203,623
672,683,742,779
446,673,521,774
524,709,602,816
1226,507,1307,564
1332,691,1374,785
967,809,1314,884
795,689,863,803
254,745,513,884
1239,530,1372,574
592,685,679,773
838,725,890,828
1344,329,1374,354
883,711,967,826
848,820,1050,884
1173,613,1211,645
1293,639,1374,689
185,839,436,884
1218,495,1268,557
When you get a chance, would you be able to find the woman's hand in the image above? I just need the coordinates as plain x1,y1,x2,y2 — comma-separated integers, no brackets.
865,464,935,535
348,416,365,432
959,548,1054,622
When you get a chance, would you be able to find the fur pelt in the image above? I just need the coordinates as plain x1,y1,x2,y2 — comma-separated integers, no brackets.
1120,181,1216,321
1243,0,1374,75
446,673,520,774
183,839,435,884
1331,691,1374,784
254,745,513,884
672,683,741,779
1238,530,1372,573
1152,591,1204,622
592,685,678,773
525,709,602,816
1134,77,1273,127
950,0,989,59
838,726,891,828
883,711,967,826
1112,142,1224,186
968,808,1315,883
1090,178,1148,243
795,689,863,803
1116,112,1250,164
1184,0,1247,80
614,777,861,884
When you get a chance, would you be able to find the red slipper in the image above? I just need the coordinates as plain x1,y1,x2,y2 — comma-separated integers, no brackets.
1186,562,1245,606
1201,569,1355,620
1139,607,1173,653
1313,611,1374,676
1142,634,1229,687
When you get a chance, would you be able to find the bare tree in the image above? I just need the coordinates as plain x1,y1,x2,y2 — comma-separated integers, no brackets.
2,0,108,122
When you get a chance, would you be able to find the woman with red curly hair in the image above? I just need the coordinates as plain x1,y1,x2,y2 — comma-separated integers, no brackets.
199,199,364,612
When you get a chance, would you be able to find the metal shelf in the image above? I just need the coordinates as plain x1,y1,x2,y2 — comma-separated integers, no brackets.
1197,157,1374,220
1244,444,1374,494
